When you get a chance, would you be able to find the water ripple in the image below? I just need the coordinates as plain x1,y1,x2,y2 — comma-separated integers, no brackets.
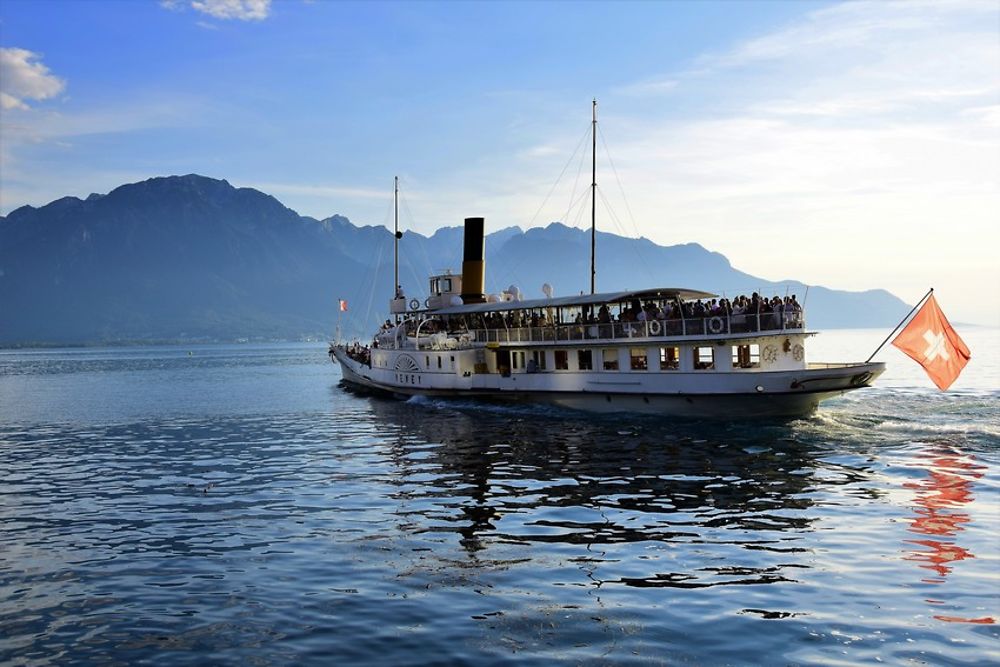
1,343,997,665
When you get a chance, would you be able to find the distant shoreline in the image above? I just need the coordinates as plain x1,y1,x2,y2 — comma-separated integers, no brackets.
0,337,330,350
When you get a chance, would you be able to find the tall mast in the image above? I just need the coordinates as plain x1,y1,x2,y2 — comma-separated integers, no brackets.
590,99,597,295
393,175,399,303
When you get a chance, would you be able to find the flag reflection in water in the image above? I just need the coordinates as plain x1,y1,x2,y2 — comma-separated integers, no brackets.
904,445,995,625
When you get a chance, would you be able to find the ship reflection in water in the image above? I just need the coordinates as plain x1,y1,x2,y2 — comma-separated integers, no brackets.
358,388,870,595
904,444,995,625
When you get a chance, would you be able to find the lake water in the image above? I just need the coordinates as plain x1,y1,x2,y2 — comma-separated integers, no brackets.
1,329,997,665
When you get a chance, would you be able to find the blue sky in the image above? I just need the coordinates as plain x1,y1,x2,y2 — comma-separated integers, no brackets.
1,0,998,326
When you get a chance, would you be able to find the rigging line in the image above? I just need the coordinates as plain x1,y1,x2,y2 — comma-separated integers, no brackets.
569,189,590,229
490,161,595,293
485,123,589,296
398,192,436,297
563,185,595,228
352,189,396,315
564,137,592,230
565,123,592,228
346,188,397,337
595,124,660,286
488,183,595,297
596,187,656,281
597,124,643,243
364,238,387,330
524,122,592,231
396,191,422,275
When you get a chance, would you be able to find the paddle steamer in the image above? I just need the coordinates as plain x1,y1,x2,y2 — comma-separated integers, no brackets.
329,104,884,417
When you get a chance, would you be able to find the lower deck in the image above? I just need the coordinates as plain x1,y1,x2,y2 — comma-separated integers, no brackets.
331,341,885,418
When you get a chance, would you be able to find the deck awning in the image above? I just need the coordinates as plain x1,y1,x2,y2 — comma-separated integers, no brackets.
429,287,717,316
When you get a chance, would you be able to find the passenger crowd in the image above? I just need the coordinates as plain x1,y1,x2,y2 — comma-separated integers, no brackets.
443,292,804,333
343,342,372,367
581,293,802,327
361,292,803,345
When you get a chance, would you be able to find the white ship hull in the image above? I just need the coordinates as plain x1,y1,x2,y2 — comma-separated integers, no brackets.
331,343,883,419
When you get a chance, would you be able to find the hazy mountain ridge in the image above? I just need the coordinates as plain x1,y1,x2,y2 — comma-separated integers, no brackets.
0,174,910,344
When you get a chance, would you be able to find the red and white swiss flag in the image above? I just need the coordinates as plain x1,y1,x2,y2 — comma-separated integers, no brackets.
338,299,348,312
892,294,970,391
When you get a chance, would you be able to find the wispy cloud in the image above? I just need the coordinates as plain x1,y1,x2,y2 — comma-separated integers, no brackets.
519,144,563,159
461,1,1000,322
161,0,271,22
1,94,212,146
0,48,65,110
0,92,219,214
694,0,995,70
252,182,392,202
612,78,678,98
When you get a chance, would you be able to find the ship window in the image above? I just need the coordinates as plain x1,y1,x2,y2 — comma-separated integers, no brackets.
442,278,452,292
732,344,760,369
532,350,547,370
425,355,430,368
437,356,442,369
512,351,524,369
694,346,715,370
659,346,679,370
603,349,619,371
578,350,593,370
630,348,647,371
554,350,569,370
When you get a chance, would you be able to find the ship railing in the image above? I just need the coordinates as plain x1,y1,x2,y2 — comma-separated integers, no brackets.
470,311,805,345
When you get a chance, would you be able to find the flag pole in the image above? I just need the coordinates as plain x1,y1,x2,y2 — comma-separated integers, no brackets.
337,297,342,345
865,287,934,363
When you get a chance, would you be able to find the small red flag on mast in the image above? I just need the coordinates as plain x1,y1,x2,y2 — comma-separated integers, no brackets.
339,299,348,312
892,294,970,390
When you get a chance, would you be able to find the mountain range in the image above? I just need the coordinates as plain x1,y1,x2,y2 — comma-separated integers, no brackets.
0,174,910,345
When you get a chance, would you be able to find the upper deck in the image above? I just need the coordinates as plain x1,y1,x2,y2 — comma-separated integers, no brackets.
380,288,807,351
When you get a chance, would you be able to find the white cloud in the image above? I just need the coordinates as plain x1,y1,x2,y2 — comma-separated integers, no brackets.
190,0,270,21
160,0,270,21
0,48,65,110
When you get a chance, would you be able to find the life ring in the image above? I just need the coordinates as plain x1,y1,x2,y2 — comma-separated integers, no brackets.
708,316,725,334
648,320,661,335
424,297,432,309
409,298,420,311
